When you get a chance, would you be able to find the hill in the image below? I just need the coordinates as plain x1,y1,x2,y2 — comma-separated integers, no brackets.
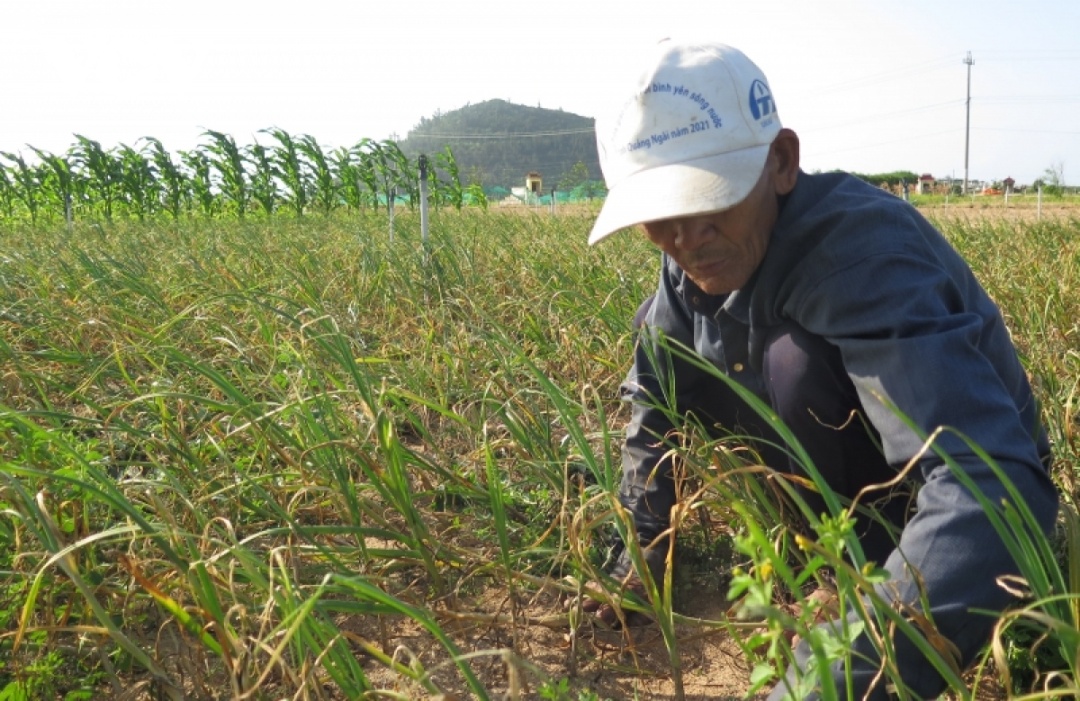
397,99,601,192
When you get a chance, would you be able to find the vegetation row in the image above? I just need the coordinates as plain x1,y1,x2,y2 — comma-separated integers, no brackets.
0,130,482,225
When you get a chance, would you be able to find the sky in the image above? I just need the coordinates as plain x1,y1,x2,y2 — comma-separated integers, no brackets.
2,0,1078,186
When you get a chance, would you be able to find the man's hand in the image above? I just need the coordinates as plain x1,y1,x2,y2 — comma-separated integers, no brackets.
575,575,652,628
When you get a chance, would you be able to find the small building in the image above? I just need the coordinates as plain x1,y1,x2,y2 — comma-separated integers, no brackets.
917,173,935,195
526,171,543,195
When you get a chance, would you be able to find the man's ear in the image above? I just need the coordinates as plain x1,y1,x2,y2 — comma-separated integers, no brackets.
771,128,800,196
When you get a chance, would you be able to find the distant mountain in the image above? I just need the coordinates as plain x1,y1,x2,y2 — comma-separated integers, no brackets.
397,99,601,191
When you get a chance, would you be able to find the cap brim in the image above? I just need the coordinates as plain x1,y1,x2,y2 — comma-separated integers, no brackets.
587,143,771,245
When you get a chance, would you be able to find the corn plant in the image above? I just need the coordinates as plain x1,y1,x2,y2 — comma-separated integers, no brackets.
144,137,187,221
0,151,42,224
332,145,367,211
116,142,160,221
434,144,465,211
382,140,419,210
298,133,337,213
179,147,217,217
363,138,415,212
202,129,249,219
73,135,122,222
246,141,279,215
352,138,385,211
0,164,17,218
263,127,308,216
466,181,489,210
24,147,78,226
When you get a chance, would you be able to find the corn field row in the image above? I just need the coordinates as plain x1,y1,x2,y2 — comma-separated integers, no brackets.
0,130,474,224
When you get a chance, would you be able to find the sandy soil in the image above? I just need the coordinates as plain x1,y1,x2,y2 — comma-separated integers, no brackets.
347,585,763,700
338,582,1007,701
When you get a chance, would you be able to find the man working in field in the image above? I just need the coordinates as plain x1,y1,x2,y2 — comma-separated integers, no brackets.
581,39,1059,699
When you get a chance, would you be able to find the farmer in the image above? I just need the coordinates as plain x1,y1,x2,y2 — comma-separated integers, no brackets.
582,39,1058,700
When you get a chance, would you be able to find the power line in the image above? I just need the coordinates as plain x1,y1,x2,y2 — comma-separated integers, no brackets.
801,99,963,133
976,96,1080,104
803,128,961,158
973,126,1080,136
974,51,1080,62
789,54,961,97
408,128,595,140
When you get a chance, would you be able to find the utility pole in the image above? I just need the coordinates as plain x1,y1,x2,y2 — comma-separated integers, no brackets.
963,51,974,195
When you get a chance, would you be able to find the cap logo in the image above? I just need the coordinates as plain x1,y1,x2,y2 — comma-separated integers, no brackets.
748,79,775,121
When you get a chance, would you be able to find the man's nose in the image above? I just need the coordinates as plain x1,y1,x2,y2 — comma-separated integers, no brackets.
672,217,715,250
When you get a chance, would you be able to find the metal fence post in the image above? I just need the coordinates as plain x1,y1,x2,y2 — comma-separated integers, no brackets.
419,155,430,247
388,187,395,243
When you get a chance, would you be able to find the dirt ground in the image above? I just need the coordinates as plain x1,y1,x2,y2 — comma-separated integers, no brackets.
350,585,763,700
343,582,1008,701
920,200,1079,222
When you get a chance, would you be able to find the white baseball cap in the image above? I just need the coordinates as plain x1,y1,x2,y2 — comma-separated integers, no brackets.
588,40,782,245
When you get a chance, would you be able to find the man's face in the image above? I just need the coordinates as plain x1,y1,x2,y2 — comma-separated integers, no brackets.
639,164,779,295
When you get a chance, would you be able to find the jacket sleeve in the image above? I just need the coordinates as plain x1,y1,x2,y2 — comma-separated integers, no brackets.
786,249,1058,698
